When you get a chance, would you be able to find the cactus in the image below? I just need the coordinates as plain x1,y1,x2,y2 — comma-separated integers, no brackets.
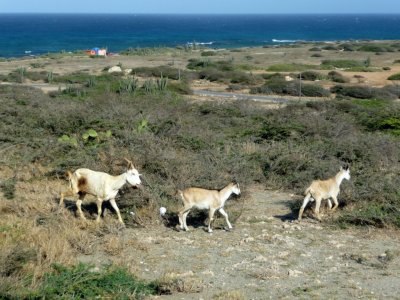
118,77,138,93
156,73,168,91
137,118,149,133
87,76,96,88
143,79,155,94
17,67,26,83
82,129,98,141
46,71,54,83
58,134,78,147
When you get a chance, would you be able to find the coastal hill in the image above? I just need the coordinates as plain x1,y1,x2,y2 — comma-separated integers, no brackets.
1,41,399,299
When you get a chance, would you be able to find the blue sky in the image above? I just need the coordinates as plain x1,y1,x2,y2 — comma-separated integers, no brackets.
2,0,400,14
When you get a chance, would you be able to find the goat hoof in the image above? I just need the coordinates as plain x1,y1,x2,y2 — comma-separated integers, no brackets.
224,227,232,232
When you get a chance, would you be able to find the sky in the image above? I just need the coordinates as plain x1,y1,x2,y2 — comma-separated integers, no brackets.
1,0,400,14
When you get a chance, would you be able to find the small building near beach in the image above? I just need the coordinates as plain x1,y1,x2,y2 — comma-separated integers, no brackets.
85,47,107,56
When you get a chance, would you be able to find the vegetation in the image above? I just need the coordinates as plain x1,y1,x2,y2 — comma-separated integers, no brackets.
0,263,158,299
328,71,349,83
119,47,174,56
321,59,365,69
1,42,400,297
251,78,330,97
298,71,324,81
331,85,400,100
186,58,261,85
266,63,319,72
388,73,400,80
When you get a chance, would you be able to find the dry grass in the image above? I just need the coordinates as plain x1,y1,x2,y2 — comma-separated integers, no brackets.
156,271,204,294
212,290,246,300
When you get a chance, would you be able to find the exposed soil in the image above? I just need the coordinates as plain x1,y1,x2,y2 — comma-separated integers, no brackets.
69,185,400,299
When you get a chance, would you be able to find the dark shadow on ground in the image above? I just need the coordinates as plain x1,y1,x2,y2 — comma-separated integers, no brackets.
273,199,299,222
59,198,117,220
162,210,209,231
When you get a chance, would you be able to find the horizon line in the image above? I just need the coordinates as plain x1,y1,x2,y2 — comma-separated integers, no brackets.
1,12,400,15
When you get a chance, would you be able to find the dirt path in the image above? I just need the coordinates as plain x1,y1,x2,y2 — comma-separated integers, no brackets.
76,186,400,299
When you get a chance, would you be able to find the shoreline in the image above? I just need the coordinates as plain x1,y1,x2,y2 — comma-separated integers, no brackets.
2,39,400,60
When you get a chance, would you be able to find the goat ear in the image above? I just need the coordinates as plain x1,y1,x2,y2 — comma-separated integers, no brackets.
65,170,73,179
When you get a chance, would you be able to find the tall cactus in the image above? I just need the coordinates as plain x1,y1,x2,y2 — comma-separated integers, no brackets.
156,73,168,91
143,79,155,94
118,77,138,93
17,67,26,83
47,71,54,83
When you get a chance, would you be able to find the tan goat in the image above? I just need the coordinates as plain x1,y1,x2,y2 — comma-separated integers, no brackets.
178,182,241,233
59,158,141,224
298,166,350,221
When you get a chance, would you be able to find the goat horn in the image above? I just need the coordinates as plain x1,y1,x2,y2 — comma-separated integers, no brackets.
123,157,133,164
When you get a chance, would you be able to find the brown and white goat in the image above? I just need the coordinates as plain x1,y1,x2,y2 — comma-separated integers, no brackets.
298,166,350,221
59,158,141,224
178,182,241,233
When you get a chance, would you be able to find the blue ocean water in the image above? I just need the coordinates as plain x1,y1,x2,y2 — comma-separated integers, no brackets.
1,14,400,58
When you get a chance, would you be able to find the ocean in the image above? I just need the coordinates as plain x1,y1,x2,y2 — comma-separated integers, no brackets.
1,14,400,58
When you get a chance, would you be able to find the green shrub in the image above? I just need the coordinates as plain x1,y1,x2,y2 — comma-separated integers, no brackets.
344,66,381,72
388,73,400,80
331,85,375,99
267,63,319,72
133,66,188,81
321,59,364,69
332,85,398,100
201,50,217,56
309,47,321,51
311,53,323,58
251,80,330,97
357,44,394,53
300,84,330,97
261,73,285,80
167,80,192,94
338,43,355,51
198,68,225,82
39,263,157,299
53,72,93,84
321,45,338,50
0,178,17,199
120,47,171,56
298,71,325,81
328,71,349,83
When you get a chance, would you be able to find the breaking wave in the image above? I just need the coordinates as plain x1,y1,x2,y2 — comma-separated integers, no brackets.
272,39,299,43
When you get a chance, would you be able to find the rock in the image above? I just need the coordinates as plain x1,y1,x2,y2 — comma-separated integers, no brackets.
124,68,132,75
288,269,303,277
285,75,293,81
108,66,122,73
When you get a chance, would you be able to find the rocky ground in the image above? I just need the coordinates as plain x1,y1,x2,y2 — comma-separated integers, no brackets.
73,185,400,299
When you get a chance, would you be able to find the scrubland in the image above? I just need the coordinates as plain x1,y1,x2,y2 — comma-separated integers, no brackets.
0,41,400,299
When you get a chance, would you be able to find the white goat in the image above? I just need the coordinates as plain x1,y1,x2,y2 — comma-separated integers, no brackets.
59,158,141,224
178,182,241,233
298,166,350,221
